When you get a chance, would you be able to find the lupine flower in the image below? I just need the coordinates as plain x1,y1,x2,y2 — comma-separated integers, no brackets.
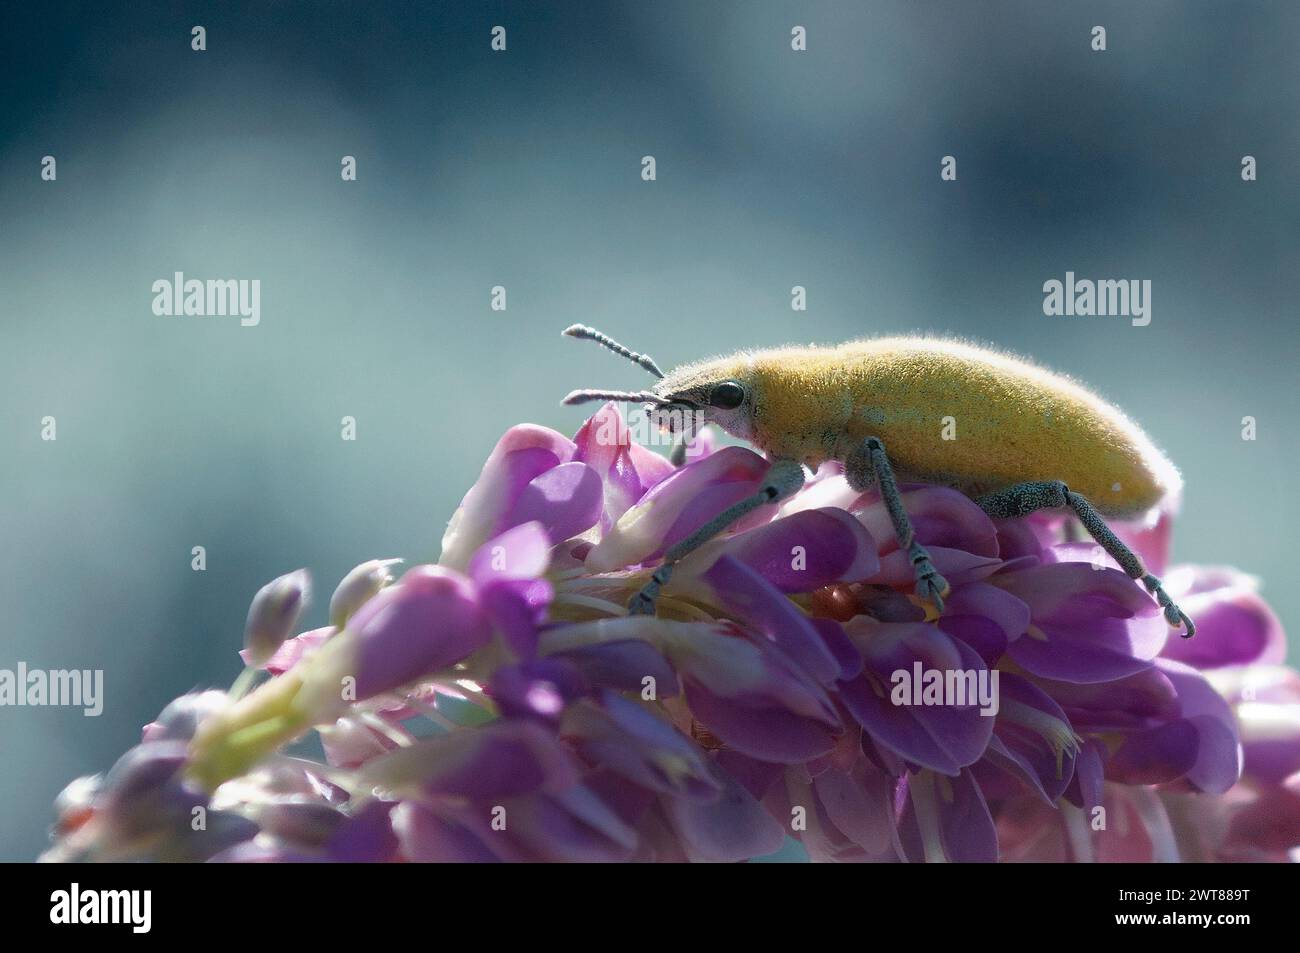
42,403,1299,863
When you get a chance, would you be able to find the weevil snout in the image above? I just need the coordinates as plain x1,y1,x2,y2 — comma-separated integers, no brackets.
645,399,706,439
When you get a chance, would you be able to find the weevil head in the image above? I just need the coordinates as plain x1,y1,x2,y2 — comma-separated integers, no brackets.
562,328,840,463
649,355,758,443
655,345,850,465
561,325,761,445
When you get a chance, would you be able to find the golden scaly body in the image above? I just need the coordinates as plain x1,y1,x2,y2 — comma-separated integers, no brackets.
677,337,1178,518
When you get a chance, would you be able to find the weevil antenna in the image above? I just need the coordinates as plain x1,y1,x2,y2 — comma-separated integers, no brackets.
562,388,668,406
562,324,664,379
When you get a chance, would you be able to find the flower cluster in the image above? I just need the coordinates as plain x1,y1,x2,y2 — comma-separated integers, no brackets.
44,404,1298,862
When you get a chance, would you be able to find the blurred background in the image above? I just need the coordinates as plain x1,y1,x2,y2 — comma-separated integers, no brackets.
1,1,1296,860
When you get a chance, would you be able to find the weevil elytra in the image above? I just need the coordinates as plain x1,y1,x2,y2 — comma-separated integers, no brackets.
562,325,1195,638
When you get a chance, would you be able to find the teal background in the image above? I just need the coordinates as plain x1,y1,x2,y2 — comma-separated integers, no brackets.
1,1,1296,860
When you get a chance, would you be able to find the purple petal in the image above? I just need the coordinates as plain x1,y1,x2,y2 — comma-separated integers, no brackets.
936,582,1029,667
684,679,839,763
477,578,551,659
714,749,786,801
565,693,720,800
856,485,1000,559
1159,566,1286,669
362,720,577,799
674,507,880,595
502,785,639,862
690,555,843,685
326,800,399,862
499,461,603,547
1157,658,1243,794
347,566,493,699
488,658,589,724
810,617,864,681
812,758,897,854
659,623,839,724
874,546,1003,589
584,446,771,572
662,758,785,862
439,425,577,570
468,521,552,584
779,468,858,516
1033,666,1180,730
1108,720,1199,785
1238,699,1300,786
1097,660,1241,794
241,626,333,674
546,638,680,697
993,516,1054,563
573,402,674,531
898,769,997,863
936,770,998,863
986,672,1078,802
995,563,1167,683
838,621,995,775
392,801,501,862
1062,737,1107,810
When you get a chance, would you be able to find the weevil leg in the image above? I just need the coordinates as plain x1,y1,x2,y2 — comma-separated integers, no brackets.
845,437,950,614
975,480,1195,638
627,458,806,615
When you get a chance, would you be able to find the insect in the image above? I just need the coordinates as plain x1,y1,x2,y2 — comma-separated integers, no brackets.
561,324,1195,637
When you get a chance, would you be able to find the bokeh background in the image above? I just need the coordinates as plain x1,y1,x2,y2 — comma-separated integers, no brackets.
1,1,1296,861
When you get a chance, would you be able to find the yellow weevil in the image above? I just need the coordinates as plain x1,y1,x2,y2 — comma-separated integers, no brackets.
561,324,1194,637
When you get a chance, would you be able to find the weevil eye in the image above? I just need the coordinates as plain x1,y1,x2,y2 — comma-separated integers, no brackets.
709,381,745,409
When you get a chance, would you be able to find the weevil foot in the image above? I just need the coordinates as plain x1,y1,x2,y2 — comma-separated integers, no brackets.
1142,573,1196,638
907,543,948,615
628,566,671,616
628,589,657,616
915,573,949,615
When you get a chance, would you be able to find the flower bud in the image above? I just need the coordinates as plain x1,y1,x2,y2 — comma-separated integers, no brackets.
142,690,230,743
330,558,402,628
244,569,310,667
97,742,208,854
51,774,102,838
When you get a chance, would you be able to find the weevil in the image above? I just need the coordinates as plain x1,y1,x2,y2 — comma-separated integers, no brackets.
561,325,1195,637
